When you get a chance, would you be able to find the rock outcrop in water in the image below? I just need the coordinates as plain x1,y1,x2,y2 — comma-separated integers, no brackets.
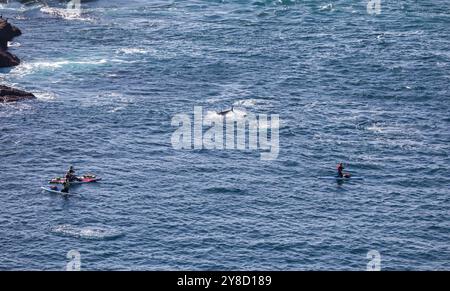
0,17,22,67
0,49,20,67
0,17,35,102
0,85,36,102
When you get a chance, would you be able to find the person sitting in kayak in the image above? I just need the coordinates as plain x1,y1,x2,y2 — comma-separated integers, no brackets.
61,179,70,193
64,166,75,180
64,166,80,182
337,163,351,178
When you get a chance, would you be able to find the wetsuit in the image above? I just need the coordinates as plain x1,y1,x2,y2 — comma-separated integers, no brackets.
65,171,79,182
337,164,344,178
61,181,70,193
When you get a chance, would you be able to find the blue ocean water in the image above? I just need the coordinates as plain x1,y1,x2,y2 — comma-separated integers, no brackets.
0,0,449,270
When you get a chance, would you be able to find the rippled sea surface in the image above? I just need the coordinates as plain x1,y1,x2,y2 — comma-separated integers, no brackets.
0,0,449,270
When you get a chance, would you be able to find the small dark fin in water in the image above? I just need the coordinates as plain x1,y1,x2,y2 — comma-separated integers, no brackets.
217,106,234,116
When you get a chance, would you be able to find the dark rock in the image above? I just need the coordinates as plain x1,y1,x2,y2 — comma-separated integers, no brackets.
0,50,20,67
0,17,32,102
0,18,22,50
0,18,22,68
0,85,36,102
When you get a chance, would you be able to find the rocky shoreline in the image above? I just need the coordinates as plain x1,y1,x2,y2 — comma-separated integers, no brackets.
0,17,35,102
0,85,35,102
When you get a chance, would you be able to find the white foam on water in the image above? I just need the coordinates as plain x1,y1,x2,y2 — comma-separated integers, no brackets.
230,108,248,119
110,58,139,64
0,102,34,118
35,91,57,101
115,47,179,60
367,123,384,133
40,6,93,22
7,41,21,48
204,107,282,130
204,107,248,122
11,59,108,76
0,3,38,12
319,3,334,11
51,224,123,240
79,92,132,112
204,110,227,122
366,122,405,135
233,99,258,107
116,48,149,55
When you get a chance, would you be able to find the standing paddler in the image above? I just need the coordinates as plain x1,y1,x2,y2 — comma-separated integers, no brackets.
61,179,70,193
337,163,351,178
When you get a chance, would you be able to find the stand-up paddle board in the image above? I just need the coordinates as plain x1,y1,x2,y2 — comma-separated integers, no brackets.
41,186,77,196
318,176,364,181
